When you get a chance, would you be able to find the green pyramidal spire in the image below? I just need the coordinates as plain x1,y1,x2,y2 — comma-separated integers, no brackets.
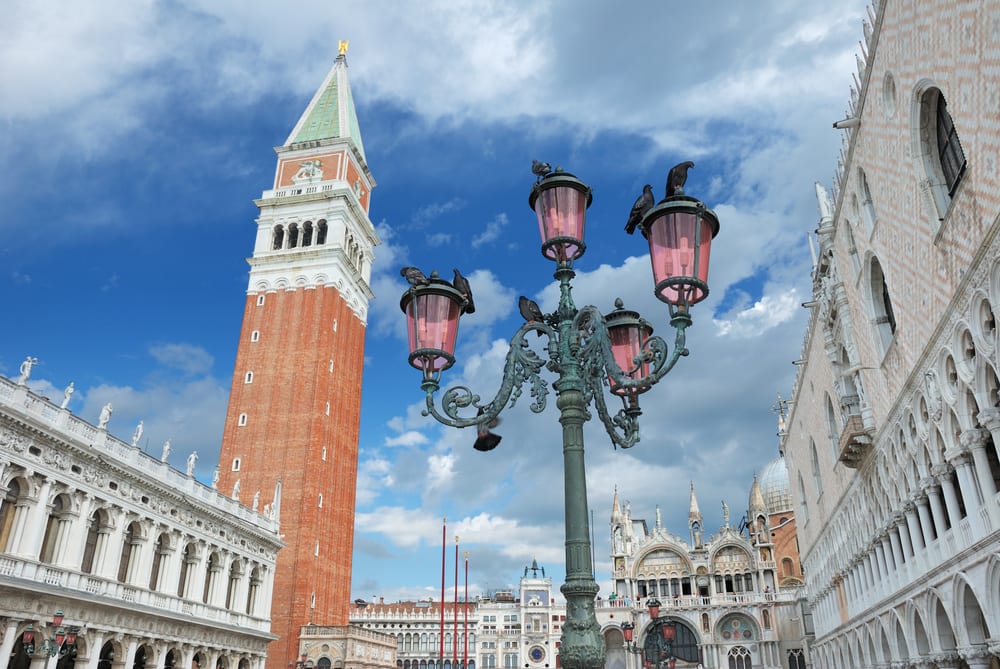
284,46,366,162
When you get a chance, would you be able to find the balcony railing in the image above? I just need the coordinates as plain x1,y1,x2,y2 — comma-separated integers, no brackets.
838,413,872,468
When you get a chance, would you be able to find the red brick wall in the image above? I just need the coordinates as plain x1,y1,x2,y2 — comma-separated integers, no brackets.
219,285,366,669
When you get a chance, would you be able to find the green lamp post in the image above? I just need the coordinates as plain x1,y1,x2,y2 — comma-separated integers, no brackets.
400,165,719,669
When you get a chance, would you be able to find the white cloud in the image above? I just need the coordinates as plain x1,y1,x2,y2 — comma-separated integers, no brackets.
385,431,429,447
471,213,509,249
715,289,801,339
149,343,215,376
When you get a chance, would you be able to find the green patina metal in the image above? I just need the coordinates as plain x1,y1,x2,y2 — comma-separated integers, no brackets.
289,55,367,162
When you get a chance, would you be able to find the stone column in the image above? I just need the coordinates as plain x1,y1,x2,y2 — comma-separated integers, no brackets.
945,447,981,512
19,478,52,558
887,524,904,569
58,493,92,568
976,407,1000,463
903,502,924,552
958,646,992,669
894,511,914,559
0,619,21,666
876,534,892,575
932,464,963,529
97,508,126,581
913,491,936,545
962,428,997,499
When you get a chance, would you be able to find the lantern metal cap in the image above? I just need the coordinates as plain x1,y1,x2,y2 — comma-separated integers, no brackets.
528,168,593,210
399,273,469,314
604,298,652,332
639,195,720,240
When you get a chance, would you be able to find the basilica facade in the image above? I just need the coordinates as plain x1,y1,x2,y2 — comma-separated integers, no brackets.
782,0,1000,667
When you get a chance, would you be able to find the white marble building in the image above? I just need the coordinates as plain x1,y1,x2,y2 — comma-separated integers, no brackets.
0,372,283,669
782,0,1000,667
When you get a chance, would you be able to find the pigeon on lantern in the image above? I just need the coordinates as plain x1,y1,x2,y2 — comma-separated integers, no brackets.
452,268,476,314
624,184,655,235
665,161,695,197
400,266,429,286
531,159,552,181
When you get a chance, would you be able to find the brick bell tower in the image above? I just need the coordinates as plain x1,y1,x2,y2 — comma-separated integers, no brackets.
218,42,377,669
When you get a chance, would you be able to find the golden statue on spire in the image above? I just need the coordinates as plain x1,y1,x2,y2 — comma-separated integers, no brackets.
338,40,350,56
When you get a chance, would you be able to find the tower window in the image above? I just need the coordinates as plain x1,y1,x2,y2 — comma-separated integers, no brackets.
288,223,300,248
250,330,260,342
244,371,254,384
272,226,284,250
322,447,327,461
317,220,328,245
333,319,338,332
318,494,323,508
325,401,330,416
238,413,248,427
314,541,320,557
232,458,241,472
256,295,265,307
329,359,334,373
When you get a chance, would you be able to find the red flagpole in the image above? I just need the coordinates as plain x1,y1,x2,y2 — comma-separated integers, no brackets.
440,517,446,666
454,535,459,666
463,550,469,668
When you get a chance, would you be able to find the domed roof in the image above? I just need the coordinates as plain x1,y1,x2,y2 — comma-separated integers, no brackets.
756,454,792,514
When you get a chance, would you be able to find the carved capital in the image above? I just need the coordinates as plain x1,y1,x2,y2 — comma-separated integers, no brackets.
931,462,954,478
976,406,1000,430
960,427,991,450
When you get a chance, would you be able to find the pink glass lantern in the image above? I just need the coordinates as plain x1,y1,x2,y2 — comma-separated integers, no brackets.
647,599,660,619
400,279,468,378
52,611,64,628
65,629,78,646
54,630,66,647
528,170,592,263
605,301,653,398
622,622,634,644
22,627,34,645
640,197,719,309
661,623,675,641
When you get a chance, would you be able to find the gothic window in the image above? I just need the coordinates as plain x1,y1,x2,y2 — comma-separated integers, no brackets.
797,474,808,523
918,87,967,218
302,222,314,247
859,168,877,232
727,646,752,669
825,394,839,459
787,649,806,669
869,256,896,352
272,226,285,250
810,439,823,497
317,220,328,245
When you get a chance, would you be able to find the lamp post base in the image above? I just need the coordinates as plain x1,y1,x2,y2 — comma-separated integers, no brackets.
558,580,605,669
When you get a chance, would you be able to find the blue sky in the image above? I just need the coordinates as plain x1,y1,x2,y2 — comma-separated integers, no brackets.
1,1,867,603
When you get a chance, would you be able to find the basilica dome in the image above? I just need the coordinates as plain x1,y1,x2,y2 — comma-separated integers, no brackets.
755,453,792,514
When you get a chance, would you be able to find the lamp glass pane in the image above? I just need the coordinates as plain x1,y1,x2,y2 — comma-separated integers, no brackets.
608,321,652,395
534,185,586,261
647,210,714,305
406,292,462,372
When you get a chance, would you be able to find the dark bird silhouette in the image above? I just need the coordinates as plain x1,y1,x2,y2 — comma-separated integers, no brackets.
666,161,695,197
531,159,552,180
400,266,428,286
519,296,545,323
519,295,545,337
452,268,475,314
624,184,655,234
473,408,502,452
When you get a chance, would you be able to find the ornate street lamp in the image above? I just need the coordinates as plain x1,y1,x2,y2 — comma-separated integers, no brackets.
23,610,80,659
400,164,719,669
622,608,677,669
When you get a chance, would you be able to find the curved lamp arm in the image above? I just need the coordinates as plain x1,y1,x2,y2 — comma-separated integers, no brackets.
422,321,556,430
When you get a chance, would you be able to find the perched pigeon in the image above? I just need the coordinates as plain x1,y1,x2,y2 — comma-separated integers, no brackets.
624,184,655,235
400,266,428,286
666,161,695,197
519,296,545,323
452,268,475,314
531,160,552,180
473,408,502,452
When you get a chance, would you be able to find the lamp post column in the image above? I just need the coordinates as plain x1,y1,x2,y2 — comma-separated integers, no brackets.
554,270,604,669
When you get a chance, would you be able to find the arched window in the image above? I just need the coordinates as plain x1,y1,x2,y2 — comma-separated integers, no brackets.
272,226,285,250
178,543,195,598
288,223,300,248
225,559,242,609
81,509,104,574
787,649,806,669
825,394,839,459
810,439,823,497
727,646,752,669
317,220,328,245
39,494,69,564
204,551,223,603
149,532,170,590
859,168,877,232
869,256,896,352
0,480,21,551
918,87,966,217
246,566,262,615
302,222,314,247
118,521,142,583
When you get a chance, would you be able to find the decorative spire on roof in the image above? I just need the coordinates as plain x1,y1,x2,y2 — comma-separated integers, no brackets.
688,481,702,524
611,485,624,523
749,473,766,516
284,40,367,162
